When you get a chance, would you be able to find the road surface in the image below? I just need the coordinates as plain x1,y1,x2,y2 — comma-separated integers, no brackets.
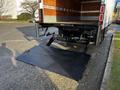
0,23,113,90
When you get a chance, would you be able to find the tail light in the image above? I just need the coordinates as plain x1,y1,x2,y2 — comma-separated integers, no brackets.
99,4,105,25
99,14,103,25
100,4,105,14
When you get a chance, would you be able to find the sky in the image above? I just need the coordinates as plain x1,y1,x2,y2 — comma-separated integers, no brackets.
116,0,120,7
117,0,120,1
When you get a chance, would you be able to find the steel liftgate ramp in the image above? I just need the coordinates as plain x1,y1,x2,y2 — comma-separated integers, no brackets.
16,45,91,81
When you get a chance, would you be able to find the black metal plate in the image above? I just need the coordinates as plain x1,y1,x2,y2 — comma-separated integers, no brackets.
16,45,91,81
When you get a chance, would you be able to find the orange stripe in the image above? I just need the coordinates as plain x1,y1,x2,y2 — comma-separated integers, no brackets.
43,0,80,10
44,8,80,16
43,0,56,6
43,0,81,16
44,8,57,15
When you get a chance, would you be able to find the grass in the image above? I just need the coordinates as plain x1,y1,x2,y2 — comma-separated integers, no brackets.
108,31,120,90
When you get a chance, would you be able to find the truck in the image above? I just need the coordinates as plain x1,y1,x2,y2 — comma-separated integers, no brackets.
34,0,116,48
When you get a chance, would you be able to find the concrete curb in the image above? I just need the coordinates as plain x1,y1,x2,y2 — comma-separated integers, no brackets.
100,34,113,90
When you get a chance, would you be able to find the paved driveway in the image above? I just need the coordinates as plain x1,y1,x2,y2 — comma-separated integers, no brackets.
0,23,113,90
0,23,59,90
0,23,78,90
0,46,58,90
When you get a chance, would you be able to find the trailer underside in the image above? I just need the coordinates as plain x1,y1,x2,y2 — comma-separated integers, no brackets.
35,21,100,49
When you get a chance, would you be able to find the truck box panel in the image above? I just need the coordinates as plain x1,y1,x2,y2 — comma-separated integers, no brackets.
81,12,100,16
81,2,101,11
44,8,80,16
43,0,81,10
41,0,101,24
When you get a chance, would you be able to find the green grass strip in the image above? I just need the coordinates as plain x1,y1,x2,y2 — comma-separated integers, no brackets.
108,31,120,90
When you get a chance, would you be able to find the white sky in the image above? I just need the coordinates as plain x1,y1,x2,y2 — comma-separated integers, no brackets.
16,0,23,12
117,2,120,7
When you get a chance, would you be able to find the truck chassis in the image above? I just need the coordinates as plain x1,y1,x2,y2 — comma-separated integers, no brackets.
35,22,104,50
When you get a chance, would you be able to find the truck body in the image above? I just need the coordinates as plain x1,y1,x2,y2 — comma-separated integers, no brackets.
35,0,115,46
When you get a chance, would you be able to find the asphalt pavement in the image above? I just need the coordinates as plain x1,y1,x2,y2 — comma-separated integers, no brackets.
0,23,114,90
0,23,78,90
0,23,59,90
0,46,58,90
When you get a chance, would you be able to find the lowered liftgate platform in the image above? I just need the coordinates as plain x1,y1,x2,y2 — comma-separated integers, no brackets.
16,44,91,81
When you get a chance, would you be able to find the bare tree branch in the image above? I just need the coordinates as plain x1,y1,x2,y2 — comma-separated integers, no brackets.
21,0,39,18
0,0,12,16
0,0,5,15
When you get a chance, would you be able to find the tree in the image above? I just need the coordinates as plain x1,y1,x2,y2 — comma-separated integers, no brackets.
0,0,12,16
0,0,5,15
21,0,39,19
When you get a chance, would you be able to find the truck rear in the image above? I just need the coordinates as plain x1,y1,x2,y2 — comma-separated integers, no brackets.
35,0,115,46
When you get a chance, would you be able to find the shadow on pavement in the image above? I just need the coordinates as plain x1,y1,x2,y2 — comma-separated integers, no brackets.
16,45,91,81
0,43,13,58
16,25,58,41
16,25,36,40
0,43,16,67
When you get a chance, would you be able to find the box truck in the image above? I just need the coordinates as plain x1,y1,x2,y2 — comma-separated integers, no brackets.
35,0,115,47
